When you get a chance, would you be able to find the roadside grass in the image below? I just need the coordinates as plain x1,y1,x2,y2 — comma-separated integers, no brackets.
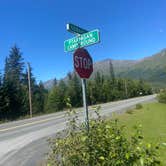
113,102,166,165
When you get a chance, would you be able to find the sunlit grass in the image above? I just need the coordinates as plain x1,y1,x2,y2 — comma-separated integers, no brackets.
115,102,166,165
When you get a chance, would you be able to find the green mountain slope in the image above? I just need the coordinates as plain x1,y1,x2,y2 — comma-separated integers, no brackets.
117,49,166,87
93,49,166,87
93,59,137,77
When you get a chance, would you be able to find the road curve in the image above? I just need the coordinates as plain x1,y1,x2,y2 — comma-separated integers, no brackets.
0,94,156,166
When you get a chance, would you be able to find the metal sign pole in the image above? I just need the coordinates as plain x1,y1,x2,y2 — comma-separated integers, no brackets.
77,33,89,132
66,24,96,133
81,78,89,132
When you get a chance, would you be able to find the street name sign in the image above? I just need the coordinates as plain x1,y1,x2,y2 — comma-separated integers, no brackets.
66,23,88,34
74,48,93,79
64,29,100,52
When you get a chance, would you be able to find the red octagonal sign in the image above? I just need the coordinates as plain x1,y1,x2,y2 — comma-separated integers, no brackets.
73,48,93,79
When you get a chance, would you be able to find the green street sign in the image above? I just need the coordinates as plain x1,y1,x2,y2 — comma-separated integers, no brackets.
66,23,88,34
64,29,100,52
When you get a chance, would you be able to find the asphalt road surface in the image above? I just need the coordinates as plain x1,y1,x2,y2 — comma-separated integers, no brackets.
0,94,156,166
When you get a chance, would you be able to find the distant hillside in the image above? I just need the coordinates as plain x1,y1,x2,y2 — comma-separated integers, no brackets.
44,49,166,89
92,59,137,77
91,49,166,87
44,79,55,90
44,78,62,90
117,49,166,87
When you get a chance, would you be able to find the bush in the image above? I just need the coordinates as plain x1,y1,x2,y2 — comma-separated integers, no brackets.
136,103,143,109
126,109,134,114
47,112,160,166
158,89,166,104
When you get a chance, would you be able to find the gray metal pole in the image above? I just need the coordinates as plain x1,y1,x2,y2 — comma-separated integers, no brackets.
27,62,33,118
81,78,89,132
76,33,89,132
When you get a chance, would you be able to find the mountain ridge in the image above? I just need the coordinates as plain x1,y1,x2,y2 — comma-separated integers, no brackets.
44,48,166,89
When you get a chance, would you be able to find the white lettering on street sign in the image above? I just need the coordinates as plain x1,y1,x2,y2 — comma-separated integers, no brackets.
64,29,100,52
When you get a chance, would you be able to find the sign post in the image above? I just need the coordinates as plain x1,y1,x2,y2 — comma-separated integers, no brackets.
65,23,100,132
82,79,89,132
73,48,93,131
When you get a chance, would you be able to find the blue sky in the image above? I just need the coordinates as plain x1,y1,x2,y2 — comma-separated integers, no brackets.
0,0,166,81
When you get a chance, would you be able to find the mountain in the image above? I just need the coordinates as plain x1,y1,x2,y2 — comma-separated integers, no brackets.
93,49,166,87
117,49,166,87
44,49,166,89
44,79,55,90
92,59,137,77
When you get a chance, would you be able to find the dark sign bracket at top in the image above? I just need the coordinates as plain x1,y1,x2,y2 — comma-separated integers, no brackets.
66,23,88,35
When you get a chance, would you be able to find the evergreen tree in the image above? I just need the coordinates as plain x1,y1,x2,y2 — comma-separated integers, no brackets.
0,46,50,120
32,81,47,114
67,72,72,81
94,72,105,102
0,72,5,119
66,73,82,107
0,72,10,120
87,80,97,105
53,78,57,87
46,80,66,112
2,81,20,119
3,45,26,119
109,60,115,82
22,64,47,115
4,45,24,85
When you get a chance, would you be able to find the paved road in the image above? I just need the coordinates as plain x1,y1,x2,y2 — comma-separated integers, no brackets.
0,94,156,166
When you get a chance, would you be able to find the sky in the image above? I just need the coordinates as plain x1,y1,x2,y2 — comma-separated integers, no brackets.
0,0,166,82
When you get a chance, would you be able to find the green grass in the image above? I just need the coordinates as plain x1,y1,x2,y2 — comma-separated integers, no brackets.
114,102,166,165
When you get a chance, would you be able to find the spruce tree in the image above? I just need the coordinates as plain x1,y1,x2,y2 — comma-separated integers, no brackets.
46,80,66,112
4,45,24,85
32,81,47,114
66,72,82,107
3,45,26,119
109,60,115,82
22,63,47,115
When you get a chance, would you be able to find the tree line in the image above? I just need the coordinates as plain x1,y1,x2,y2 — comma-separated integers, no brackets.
0,45,153,121
0,45,47,120
46,61,152,112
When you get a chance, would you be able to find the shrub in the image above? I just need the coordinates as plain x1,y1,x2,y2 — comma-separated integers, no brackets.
136,103,143,109
126,109,134,114
47,112,160,166
158,89,166,104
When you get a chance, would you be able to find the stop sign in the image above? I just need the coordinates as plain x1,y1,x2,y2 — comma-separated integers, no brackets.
73,48,93,79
